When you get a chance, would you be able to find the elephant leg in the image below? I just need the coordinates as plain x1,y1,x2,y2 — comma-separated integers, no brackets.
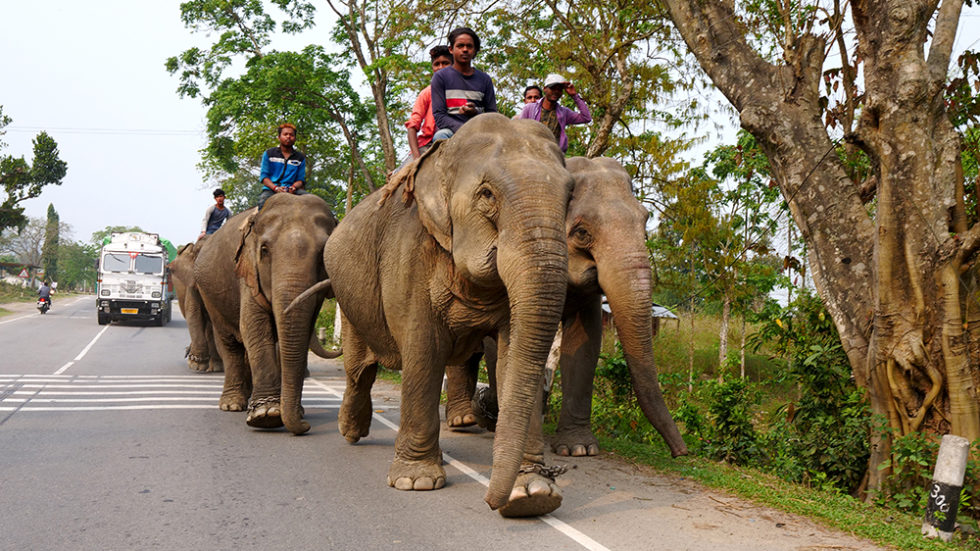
553,304,602,457
444,353,479,429
206,321,224,373
471,336,499,431
493,330,562,517
184,289,212,372
388,336,447,491
337,320,377,443
240,298,283,429
215,327,251,411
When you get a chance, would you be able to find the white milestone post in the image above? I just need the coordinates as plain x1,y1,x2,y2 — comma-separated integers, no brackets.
922,434,970,542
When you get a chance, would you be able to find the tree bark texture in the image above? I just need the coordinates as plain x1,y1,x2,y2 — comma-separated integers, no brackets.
664,0,980,492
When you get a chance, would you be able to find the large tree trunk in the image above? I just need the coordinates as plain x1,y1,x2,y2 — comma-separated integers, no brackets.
664,0,980,494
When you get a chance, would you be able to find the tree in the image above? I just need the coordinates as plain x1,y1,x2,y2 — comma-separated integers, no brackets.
0,106,68,234
42,203,59,283
650,133,781,381
324,0,437,172
89,225,144,246
0,216,71,267
663,0,980,491
479,0,694,159
58,240,98,291
168,0,381,210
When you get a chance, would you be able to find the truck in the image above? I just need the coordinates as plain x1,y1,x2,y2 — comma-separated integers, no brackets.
95,231,177,326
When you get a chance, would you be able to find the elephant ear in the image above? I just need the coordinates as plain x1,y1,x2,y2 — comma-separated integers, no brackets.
378,141,452,251
234,214,272,312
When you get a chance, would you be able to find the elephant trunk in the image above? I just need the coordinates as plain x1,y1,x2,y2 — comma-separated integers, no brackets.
485,214,568,510
598,247,688,457
276,283,322,435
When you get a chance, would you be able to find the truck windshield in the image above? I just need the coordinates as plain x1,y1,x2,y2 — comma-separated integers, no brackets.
134,254,164,274
103,253,130,272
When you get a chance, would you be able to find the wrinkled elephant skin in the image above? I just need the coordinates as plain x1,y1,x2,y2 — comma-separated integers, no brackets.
324,114,572,516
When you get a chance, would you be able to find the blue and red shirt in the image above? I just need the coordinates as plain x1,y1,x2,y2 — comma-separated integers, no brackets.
260,147,306,191
431,66,497,133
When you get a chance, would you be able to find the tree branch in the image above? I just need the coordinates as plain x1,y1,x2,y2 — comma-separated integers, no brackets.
927,0,964,85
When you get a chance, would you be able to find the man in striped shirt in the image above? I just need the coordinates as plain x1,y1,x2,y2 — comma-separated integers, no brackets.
431,27,497,142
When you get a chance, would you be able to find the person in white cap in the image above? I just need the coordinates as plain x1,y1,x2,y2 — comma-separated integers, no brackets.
518,73,591,153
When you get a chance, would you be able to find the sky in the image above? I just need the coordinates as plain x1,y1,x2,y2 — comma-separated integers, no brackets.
1,2,980,249
0,1,220,246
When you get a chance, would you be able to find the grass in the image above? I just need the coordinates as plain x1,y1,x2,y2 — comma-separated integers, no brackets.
0,281,37,304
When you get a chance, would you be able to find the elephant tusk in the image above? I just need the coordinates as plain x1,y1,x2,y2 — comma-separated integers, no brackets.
284,279,332,316
309,332,342,359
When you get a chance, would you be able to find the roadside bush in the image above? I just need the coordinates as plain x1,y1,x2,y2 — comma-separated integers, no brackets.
749,290,871,494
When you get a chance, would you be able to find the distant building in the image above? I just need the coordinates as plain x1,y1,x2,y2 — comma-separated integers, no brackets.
0,262,41,288
601,297,679,337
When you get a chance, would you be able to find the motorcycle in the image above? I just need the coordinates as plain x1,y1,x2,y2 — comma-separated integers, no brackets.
37,297,50,314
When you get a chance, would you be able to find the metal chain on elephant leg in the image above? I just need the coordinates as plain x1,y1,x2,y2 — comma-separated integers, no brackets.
247,395,304,417
518,463,568,481
247,395,280,412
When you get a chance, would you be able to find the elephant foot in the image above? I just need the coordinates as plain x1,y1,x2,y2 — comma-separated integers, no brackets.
551,426,600,457
470,384,498,432
386,457,446,491
219,391,248,412
186,352,210,372
338,398,373,443
445,401,477,430
206,361,224,373
498,467,565,518
246,396,284,429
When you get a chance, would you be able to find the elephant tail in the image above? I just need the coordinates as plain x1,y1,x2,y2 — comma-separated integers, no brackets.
284,278,332,316
309,332,342,359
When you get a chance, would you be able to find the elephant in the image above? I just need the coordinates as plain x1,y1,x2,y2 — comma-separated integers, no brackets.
195,193,338,431
322,113,573,517
446,156,689,459
170,240,223,373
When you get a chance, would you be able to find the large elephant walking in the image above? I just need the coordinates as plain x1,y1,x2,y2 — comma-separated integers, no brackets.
195,193,338,431
323,114,572,517
448,157,688,458
171,241,223,373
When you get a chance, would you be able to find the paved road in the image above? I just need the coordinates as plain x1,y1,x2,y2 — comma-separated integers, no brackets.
0,296,884,551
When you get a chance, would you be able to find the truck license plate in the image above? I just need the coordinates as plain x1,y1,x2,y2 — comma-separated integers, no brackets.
121,308,139,314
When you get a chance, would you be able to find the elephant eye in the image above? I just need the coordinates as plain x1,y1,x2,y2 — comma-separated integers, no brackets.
479,187,494,200
571,226,592,245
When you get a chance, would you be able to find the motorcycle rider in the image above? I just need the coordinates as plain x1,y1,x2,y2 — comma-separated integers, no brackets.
38,281,52,309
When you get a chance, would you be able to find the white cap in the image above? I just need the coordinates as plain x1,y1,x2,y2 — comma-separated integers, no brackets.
543,73,568,88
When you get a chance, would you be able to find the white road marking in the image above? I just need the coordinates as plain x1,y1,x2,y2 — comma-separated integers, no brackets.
0,375,358,412
305,378,611,551
0,313,35,325
54,325,110,375
0,295,90,325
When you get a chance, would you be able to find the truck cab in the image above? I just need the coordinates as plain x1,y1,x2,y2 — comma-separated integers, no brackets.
96,232,174,326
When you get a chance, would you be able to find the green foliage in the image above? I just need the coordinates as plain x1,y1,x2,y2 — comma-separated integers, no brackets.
650,131,782,318
0,107,68,234
702,378,762,465
0,280,36,303
57,240,98,291
169,1,383,211
314,299,338,345
874,431,938,514
596,342,632,401
749,289,872,493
